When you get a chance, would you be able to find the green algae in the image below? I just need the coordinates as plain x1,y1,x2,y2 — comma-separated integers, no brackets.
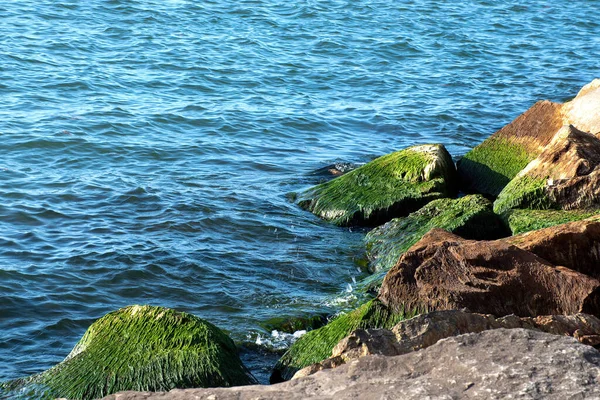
493,175,553,214
298,145,457,226
503,208,600,235
270,299,422,382
458,137,535,197
365,195,509,275
1,305,256,400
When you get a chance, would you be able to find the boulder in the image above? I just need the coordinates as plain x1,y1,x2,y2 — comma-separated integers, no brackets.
378,229,600,317
1,305,256,400
505,216,600,279
298,144,457,226
365,195,508,274
101,329,600,400
270,299,415,383
494,125,600,214
457,99,564,197
564,78,600,136
501,208,598,234
293,309,600,378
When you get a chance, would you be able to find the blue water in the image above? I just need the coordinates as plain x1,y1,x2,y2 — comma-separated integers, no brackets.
1,0,599,386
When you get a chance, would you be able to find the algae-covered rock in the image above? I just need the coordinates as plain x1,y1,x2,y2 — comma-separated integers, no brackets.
457,100,564,197
298,144,457,226
502,208,600,235
493,125,600,214
365,195,508,274
270,299,420,382
1,305,256,400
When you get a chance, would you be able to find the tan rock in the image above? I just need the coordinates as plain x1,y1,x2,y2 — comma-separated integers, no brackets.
564,78,600,136
378,229,600,317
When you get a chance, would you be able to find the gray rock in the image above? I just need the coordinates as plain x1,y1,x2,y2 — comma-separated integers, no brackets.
103,329,600,400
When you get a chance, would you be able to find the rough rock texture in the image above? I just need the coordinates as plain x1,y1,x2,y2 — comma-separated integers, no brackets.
365,195,508,274
505,216,600,279
298,144,457,226
102,329,600,400
293,309,600,378
494,125,600,214
501,208,599,234
564,78,600,136
378,229,600,317
270,299,415,383
1,306,256,400
457,99,564,197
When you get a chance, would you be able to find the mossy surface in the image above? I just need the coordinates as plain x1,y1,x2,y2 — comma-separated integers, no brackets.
503,209,600,235
298,145,456,226
493,175,553,214
270,299,421,382
458,137,535,197
365,195,509,274
1,305,256,400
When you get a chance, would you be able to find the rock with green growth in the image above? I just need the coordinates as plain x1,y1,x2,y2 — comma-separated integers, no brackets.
298,144,457,226
1,305,256,400
457,100,564,197
494,125,600,215
365,195,509,274
501,208,600,235
270,299,421,382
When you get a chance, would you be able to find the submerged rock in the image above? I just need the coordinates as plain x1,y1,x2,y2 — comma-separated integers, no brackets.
293,309,600,378
298,144,457,226
102,329,600,400
457,99,564,197
270,299,417,383
378,229,600,317
365,195,508,274
1,305,256,400
494,125,600,214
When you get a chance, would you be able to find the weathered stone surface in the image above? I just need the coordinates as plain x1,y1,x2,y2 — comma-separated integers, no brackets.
378,229,600,317
505,216,600,279
494,125,600,214
457,99,564,197
294,309,600,378
298,144,457,226
102,329,600,400
1,306,256,400
365,195,508,274
564,78,600,136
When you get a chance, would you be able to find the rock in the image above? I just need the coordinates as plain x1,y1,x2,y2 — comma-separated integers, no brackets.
270,299,414,383
564,78,600,136
298,144,457,226
501,208,599,235
365,195,508,274
378,229,600,317
457,99,564,197
494,125,600,214
101,329,600,400
1,305,256,400
505,216,600,279
293,309,600,377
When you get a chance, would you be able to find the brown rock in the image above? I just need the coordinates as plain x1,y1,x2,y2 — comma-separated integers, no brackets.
294,309,600,378
378,229,600,317
102,329,600,400
506,216,600,279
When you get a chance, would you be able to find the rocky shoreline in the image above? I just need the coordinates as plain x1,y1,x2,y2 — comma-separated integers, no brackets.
3,79,600,399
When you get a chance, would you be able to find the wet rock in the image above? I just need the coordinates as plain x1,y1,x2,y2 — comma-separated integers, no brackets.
457,99,564,197
501,208,599,234
101,329,600,400
378,229,600,317
494,125,600,214
505,216,600,279
1,305,256,400
293,309,600,378
298,144,457,226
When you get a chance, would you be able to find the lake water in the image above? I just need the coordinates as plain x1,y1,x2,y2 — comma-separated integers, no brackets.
1,0,599,386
